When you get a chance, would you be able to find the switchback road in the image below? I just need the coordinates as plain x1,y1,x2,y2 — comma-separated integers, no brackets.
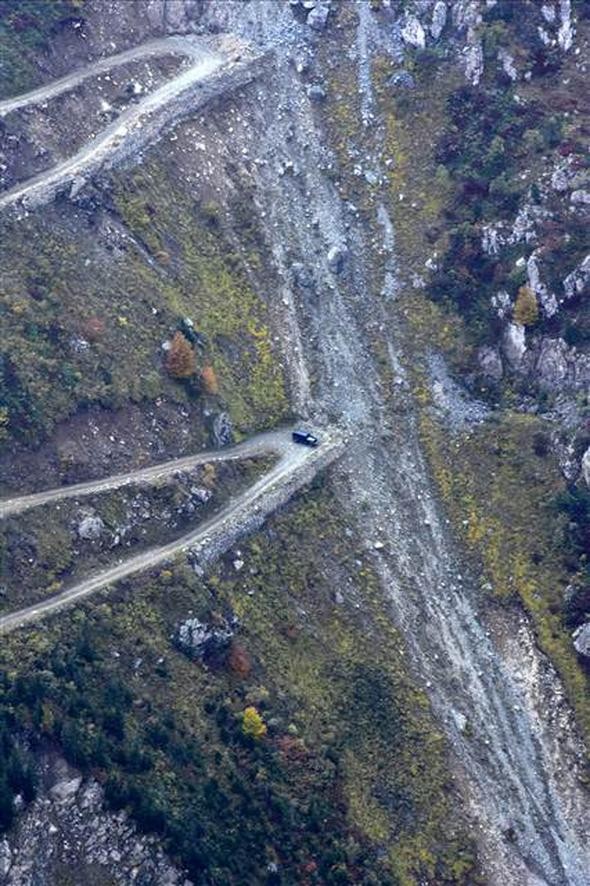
0,427,343,633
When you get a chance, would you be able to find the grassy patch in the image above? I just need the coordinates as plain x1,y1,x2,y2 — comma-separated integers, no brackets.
418,402,590,747
0,0,84,99
111,159,289,435
373,53,460,275
0,144,288,448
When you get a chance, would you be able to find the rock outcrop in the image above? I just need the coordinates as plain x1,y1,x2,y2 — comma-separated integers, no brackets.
2,753,188,885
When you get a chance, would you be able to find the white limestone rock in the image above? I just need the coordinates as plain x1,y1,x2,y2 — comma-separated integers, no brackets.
558,0,574,51
573,622,590,658
492,290,512,320
563,255,590,301
499,48,518,81
535,338,570,389
503,323,526,368
78,514,105,541
50,777,82,802
431,1,447,40
527,253,558,317
401,15,426,49
463,39,484,85
571,189,590,205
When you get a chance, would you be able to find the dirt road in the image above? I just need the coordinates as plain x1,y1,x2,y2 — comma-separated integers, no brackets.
0,36,205,116
0,427,298,518
0,428,343,633
0,35,260,211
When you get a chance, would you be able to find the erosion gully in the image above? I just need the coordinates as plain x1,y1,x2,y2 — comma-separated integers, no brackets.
204,1,589,883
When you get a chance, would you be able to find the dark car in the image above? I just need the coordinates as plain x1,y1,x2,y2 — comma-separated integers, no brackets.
292,429,319,447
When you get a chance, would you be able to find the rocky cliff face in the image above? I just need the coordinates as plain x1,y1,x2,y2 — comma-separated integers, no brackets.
1,751,188,885
0,2,589,885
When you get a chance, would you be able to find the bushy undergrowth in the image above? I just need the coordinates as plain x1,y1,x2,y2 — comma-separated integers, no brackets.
0,0,84,98
0,485,478,884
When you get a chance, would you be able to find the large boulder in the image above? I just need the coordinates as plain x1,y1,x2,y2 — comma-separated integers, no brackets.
50,777,82,802
307,83,326,102
401,15,426,49
430,1,447,40
291,262,313,288
390,71,416,90
570,189,590,206
462,41,483,86
551,163,573,192
77,515,104,541
527,253,558,317
499,48,518,81
581,447,590,488
558,0,574,51
307,3,330,31
563,255,590,301
573,622,590,659
212,412,233,448
175,616,236,661
327,244,347,274
503,323,526,368
0,839,11,878
477,346,503,382
535,338,569,390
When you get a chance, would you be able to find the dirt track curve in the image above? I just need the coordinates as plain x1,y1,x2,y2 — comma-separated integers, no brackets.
0,34,260,211
0,427,343,633
0,36,206,116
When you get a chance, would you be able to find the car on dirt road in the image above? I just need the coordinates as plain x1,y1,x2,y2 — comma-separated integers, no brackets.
292,429,319,447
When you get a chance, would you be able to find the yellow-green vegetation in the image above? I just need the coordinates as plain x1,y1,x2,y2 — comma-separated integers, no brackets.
241,705,267,739
113,159,288,436
418,403,590,747
214,486,479,883
373,54,460,273
0,135,288,448
513,285,539,326
0,483,478,883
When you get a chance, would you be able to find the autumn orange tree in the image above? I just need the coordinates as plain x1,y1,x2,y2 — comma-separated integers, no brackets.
227,643,252,678
201,364,219,395
165,331,197,378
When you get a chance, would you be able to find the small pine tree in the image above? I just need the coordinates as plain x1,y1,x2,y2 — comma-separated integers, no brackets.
242,706,267,739
165,331,196,378
513,285,538,326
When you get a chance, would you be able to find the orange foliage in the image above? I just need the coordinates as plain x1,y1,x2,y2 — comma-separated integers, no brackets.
165,331,196,378
201,364,219,395
227,643,252,678
81,316,105,341
276,735,307,760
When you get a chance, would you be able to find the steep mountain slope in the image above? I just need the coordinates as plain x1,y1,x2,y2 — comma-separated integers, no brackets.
0,1,589,884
